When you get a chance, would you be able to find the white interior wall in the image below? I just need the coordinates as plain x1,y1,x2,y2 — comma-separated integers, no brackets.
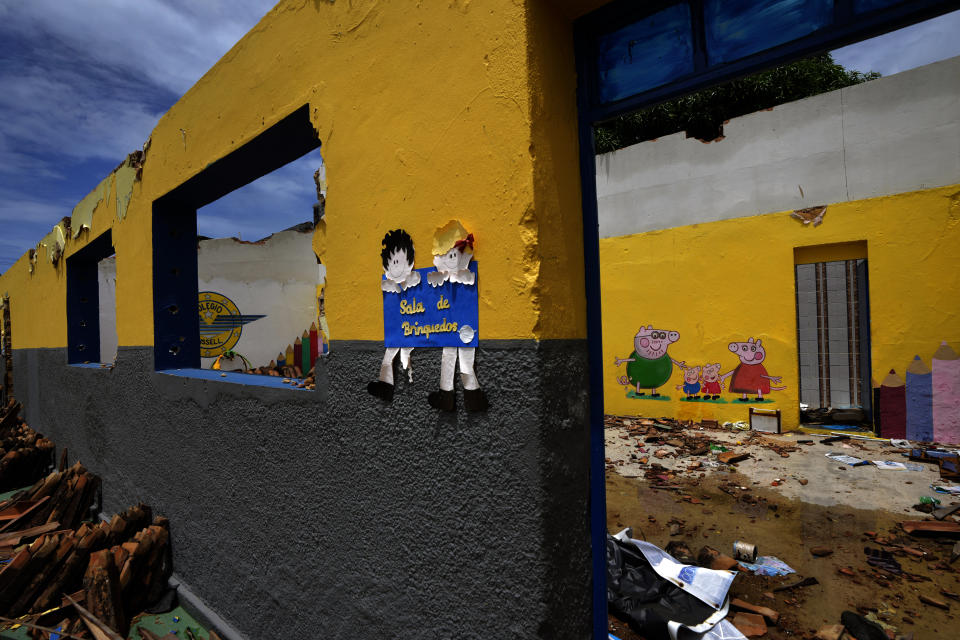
596,55,960,238
197,227,317,369
97,256,118,364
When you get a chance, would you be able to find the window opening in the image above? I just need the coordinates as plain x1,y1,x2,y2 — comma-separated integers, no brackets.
152,104,324,392
579,5,958,638
66,230,115,366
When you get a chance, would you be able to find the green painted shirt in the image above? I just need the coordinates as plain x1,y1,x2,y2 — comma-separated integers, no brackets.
625,352,673,389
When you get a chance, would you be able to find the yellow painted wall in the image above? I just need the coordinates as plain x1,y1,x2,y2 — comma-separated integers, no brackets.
600,184,960,427
0,0,590,352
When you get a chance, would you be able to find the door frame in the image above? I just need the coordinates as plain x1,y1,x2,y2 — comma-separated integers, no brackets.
572,2,956,636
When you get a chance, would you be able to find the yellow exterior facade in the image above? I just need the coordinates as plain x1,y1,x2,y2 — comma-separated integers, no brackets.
600,184,960,427
0,0,590,351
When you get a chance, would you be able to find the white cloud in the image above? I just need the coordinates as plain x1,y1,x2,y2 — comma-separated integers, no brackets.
5,0,276,96
198,152,323,240
0,0,279,269
832,9,960,76
0,65,164,167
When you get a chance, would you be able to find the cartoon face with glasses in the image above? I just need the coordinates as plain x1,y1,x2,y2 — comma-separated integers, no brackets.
614,325,685,397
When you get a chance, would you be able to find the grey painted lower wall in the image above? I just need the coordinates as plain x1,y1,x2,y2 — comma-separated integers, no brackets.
13,340,592,640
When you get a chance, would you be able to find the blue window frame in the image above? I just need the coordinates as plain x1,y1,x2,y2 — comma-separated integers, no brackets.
66,230,114,364
151,104,321,388
573,1,957,637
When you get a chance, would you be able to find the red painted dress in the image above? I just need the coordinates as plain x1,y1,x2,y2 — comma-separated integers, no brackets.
702,380,723,395
729,363,770,394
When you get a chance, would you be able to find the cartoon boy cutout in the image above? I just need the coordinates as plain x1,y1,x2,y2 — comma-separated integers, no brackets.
368,229,419,402
427,221,487,412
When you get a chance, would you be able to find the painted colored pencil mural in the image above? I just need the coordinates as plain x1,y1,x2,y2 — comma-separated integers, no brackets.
906,356,933,442
271,322,325,378
877,343,960,444
933,342,960,444
879,370,906,440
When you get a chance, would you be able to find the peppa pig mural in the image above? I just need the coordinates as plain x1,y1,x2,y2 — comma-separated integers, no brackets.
700,363,724,400
719,338,787,402
614,326,685,399
615,330,787,404
675,365,702,399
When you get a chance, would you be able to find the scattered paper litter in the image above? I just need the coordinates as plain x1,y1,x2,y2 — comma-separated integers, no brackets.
737,556,795,577
826,453,870,466
931,483,960,495
873,460,908,471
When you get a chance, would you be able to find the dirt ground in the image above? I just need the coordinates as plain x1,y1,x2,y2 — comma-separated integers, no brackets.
604,416,960,639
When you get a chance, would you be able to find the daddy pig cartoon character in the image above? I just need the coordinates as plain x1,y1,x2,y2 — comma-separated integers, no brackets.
675,365,702,400
720,337,786,402
615,326,685,397
700,362,724,400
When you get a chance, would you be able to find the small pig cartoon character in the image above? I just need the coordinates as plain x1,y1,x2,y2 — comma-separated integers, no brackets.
675,365,702,400
700,363,724,400
720,337,786,401
614,325,685,397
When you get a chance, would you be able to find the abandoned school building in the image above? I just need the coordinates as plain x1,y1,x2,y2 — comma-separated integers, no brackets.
0,1,958,638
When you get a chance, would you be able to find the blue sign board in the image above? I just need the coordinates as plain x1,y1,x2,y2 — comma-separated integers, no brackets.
383,263,479,348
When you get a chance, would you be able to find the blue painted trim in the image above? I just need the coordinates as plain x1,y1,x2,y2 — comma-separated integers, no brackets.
574,24,609,640
574,2,955,636
580,0,957,122
152,201,201,371
158,368,312,391
66,230,114,364
150,104,320,372
67,363,112,369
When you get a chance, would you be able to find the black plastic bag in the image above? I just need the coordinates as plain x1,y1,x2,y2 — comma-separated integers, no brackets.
606,535,719,640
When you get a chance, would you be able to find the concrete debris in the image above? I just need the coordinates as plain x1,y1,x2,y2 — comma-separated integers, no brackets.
731,611,766,637
605,412,960,639
790,205,827,226
0,397,214,640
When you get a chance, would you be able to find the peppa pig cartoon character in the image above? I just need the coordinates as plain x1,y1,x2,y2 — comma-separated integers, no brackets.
719,338,787,401
700,362,724,400
675,365,702,400
615,326,685,397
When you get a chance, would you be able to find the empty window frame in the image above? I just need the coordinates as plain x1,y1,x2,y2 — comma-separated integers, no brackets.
66,231,116,365
152,104,322,390
795,258,871,414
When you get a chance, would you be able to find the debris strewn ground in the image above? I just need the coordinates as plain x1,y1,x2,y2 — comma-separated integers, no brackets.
605,414,960,639
0,401,221,640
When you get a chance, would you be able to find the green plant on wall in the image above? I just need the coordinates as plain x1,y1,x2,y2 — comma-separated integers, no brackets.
594,53,881,153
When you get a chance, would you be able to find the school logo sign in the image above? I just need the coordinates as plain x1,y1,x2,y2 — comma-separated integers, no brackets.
198,291,265,357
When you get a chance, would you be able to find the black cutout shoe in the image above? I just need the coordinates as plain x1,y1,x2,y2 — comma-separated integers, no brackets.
367,380,394,402
712,395,720,400
651,392,660,397
737,397,750,402
428,389,456,412
463,388,489,412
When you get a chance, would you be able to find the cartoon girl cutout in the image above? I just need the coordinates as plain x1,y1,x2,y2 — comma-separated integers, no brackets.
427,221,487,412
368,230,418,402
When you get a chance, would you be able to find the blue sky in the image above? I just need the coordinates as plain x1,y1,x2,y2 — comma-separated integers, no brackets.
1,3,959,273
